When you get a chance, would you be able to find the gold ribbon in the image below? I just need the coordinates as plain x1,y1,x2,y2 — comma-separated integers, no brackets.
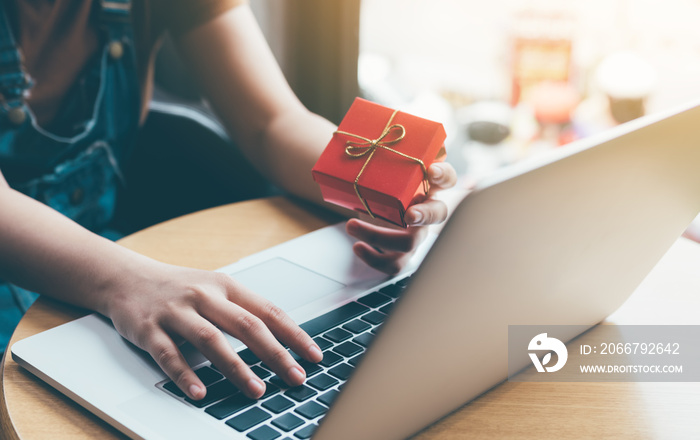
334,109,429,219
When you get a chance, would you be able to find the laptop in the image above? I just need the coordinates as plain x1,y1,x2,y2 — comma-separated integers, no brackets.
12,100,700,440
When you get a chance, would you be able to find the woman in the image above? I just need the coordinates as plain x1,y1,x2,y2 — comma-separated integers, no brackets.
0,0,457,402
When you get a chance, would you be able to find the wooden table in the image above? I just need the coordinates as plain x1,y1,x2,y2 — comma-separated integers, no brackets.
2,196,700,439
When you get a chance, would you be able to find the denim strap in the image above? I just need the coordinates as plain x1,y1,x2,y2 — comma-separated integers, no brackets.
100,0,132,27
0,5,33,105
99,0,135,65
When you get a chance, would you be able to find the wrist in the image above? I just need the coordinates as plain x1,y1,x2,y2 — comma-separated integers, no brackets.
92,246,162,319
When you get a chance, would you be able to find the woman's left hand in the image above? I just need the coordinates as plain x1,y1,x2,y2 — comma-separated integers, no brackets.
345,161,458,274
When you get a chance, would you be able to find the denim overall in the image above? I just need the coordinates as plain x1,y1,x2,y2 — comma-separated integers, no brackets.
0,0,140,353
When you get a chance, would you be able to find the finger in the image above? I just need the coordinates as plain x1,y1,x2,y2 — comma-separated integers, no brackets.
200,290,307,388
144,329,206,400
346,218,427,253
428,162,458,192
404,199,449,227
166,310,266,399
224,282,322,364
352,242,410,275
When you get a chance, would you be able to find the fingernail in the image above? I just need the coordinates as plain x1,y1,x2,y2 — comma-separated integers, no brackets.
309,344,322,362
432,165,444,182
189,384,202,399
410,210,423,225
288,365,306,385
247,378,264,397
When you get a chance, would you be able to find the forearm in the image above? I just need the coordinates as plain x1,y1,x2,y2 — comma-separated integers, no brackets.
255,109,335,203
0,185,152,314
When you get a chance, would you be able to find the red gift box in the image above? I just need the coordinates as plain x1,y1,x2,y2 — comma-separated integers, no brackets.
312,98,447,227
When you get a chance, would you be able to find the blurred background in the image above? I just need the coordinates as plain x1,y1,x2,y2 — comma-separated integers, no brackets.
357,0,700,238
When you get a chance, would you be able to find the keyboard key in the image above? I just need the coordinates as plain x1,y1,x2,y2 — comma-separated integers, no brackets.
194,366,224,386
269,375,288,389
332,341,363,358
238,348,261,365
298,360,323,377
348,354,363,367
300,302,369,338
379,302,394,315
162,381,185,398
361,311,386,325
186,379,238,408
251,365,272,380
357,292,392,308
262,395,295,414
318,389,339,407
271,413,305,432
324,328,352,343
307,373,339,391
294,424,317,439
318,351,343,368
342,319,371,334
295,401,327,419
205,393,256,420
328,363,354,381
379,283,405,298
313,336,333,351
226,407,271,432
261,382,281,399
395,276,412,287
284,385,317,402
352,332,374,347
247,425,282,440
289,350,303,362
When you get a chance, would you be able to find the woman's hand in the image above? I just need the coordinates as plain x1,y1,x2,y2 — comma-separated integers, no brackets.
104,261,322,401
0,184,323,401
346,161,458,274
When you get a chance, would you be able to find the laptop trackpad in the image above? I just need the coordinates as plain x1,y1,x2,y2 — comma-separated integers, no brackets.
231,258,345,312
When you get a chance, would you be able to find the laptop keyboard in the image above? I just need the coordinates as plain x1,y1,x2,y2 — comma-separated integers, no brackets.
158,276,412,440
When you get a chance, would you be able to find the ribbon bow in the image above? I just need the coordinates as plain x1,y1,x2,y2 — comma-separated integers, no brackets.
334,109,429,220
